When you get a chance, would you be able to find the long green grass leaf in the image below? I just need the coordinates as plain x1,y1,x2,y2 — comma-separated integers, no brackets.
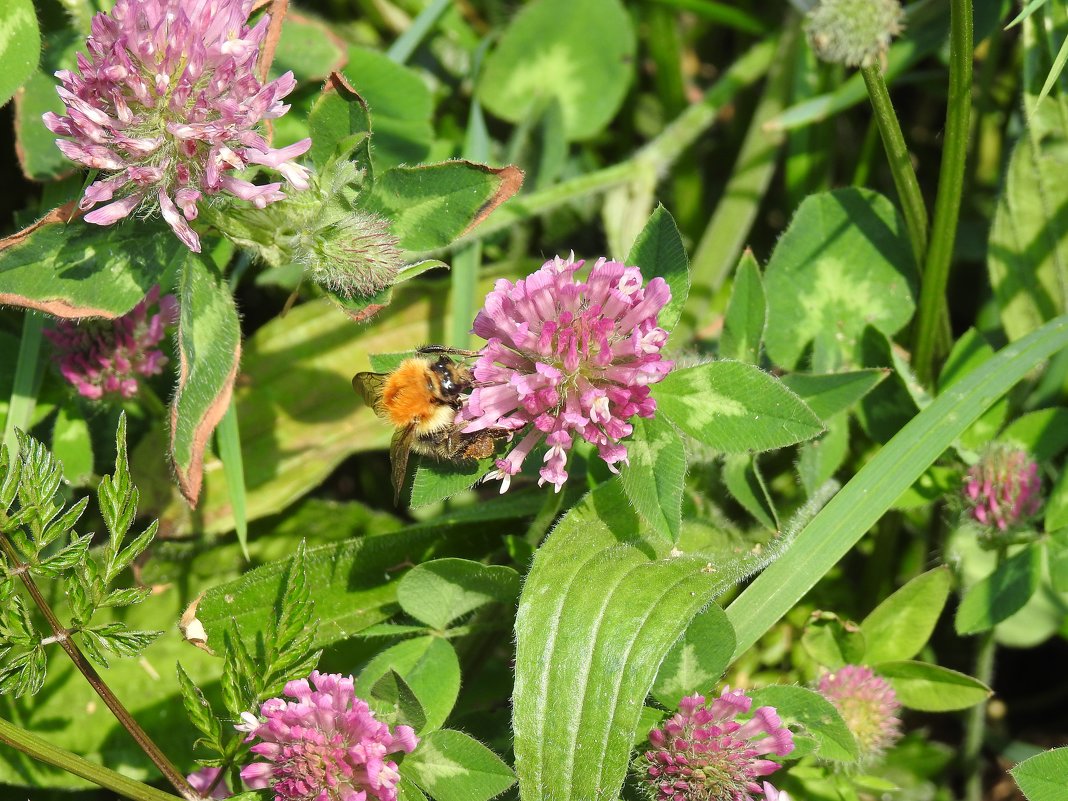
726,314,1068,658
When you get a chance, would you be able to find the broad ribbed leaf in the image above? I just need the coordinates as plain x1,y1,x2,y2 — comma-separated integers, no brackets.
514,481,728,801
653,361,823,452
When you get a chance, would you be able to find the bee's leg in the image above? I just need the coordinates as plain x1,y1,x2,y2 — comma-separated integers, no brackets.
461,434,497,461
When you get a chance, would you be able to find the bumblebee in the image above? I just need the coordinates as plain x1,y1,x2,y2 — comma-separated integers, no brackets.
353,346,508,504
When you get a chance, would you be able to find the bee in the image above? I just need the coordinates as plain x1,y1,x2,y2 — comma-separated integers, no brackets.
352,346,509,505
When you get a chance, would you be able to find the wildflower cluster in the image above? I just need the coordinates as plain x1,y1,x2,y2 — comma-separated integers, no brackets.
238,671,418,801
457,254,673,492
817,665,902,763
962,444,1042,534
44,0,311,252
804,0,905,68
642,689,794,801
45,286,177,401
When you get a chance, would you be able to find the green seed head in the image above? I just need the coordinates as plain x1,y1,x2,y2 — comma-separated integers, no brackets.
804,0,905,68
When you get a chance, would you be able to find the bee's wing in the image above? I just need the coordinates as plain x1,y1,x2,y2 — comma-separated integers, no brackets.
352,372,390,418
389,423,418,505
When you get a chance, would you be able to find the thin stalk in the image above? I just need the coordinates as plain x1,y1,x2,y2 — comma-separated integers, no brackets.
861,65,929,270
2,313,45,455
689,25,794,303
423,38,777,257
450,101,490,348
0,538,200,801
387,0,450,64
524,486,566,548
961,554,1002,801
0,716,185,801
911,0,973,385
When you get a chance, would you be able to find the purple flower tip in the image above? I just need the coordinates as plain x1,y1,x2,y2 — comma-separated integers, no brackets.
239,671,418,801
44,286,176,401
962,444,1042,533
642,688,794,801
817,665,901,762
46,0,312,252
187,767,231,799
457,253,674,492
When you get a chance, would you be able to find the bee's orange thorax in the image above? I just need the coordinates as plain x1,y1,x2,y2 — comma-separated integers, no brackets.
383,359,438,427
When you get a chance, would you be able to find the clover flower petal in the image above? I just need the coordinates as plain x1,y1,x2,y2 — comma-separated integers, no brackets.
458,254,673,492
45,0,312,252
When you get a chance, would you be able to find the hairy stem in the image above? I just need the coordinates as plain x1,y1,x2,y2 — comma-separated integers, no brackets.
0,716,185,801
962,590,999,799
0,537,201,801
911,0,973,384
861,64,929,269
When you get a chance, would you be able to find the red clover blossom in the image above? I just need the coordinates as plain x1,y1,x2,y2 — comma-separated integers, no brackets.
44,286,177,401
44,0,311,253
239,671,418,801
817,665,902,763
643,689,795,801
962,444,1042,533
457,254,673,492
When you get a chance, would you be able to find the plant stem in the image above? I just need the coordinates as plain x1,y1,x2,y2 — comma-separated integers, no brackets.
425,38,777,256
524,486,566,547
861,64,929,270
0,537,200,801
911,0,973,385
962,562,1001,801
0,716,186,801
2,313,45,456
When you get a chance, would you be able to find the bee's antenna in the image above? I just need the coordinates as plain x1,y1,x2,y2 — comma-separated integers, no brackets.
417,345,482,358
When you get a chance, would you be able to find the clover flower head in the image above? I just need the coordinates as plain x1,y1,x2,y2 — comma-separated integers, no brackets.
963,444,1042,533
642,689,794,801
817,665,901,763
187,767,232,799
457,254,673,493
804,0,905,68
44,286,177,401
239,671,418,801
43,0,312,253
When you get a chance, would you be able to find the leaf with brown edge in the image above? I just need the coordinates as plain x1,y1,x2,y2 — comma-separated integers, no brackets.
364,160,524,252
255,0,289,83
170,254,242,506
0,209,186,318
